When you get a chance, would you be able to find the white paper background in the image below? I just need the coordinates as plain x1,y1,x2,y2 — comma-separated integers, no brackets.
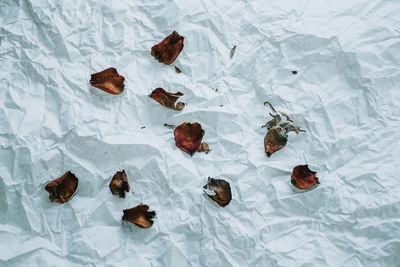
1,0,400,266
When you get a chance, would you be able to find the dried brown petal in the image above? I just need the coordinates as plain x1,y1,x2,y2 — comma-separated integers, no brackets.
291,165,320,190
109,170,130,198
230,45,237,59
292,70,297,75
203,177,232,207
90,67,125,95
174,122,204,156
151,31,184,65
45,171,78,203
149,88,185,111
175,66,182,73
264,126,288,157
196,142,210,153
122,204,156,228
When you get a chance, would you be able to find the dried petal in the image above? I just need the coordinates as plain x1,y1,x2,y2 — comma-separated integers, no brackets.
149,88,185,111
90,67,125,95
174,122,204,156
45,171,78,203
292,70,297,75
151,31,184,65
174,66,182,73
196,142,210,153
109,170,130,198
291,165,320,190
122,204,156,228
264,126,288,157
203,177,232,207
230,45,237,59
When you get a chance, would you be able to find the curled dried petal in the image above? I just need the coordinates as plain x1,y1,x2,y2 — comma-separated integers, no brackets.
174,122,204,156
151,31,184,65
203,177,232,207
122,204,156,228
196,142,210,153
174,66,182,73
149,88,185,111
90,67,125,94
291,165,320,190
264,126,288,157
45,171,78,203
109,170,130,198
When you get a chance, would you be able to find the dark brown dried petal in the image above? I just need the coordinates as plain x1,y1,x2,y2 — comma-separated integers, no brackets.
109,170,130,198
89,67,125,95
174,122,204,156
196,142,210,153
203,177,232,207
149,88,185,111
174,66,182,73
264,126,288,157
151,31,184,65
45,171,78,203
291,165,320,190
122,204,156,228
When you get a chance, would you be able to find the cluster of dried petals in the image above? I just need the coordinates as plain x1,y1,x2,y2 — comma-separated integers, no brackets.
203,177,232,207
151,31,184,65
149,88,185,111
291,165,320,190
122,204,156,228
109,170,130,198
45,171,78,203
90,67,125,95
174,122,205,156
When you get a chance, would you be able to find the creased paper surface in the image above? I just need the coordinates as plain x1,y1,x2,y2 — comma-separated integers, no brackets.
1,0,400,266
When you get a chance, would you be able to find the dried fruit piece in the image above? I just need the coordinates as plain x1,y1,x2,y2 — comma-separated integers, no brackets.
109,170,130,198
90,67,125,94
175,66,182,73
149,88,185,111
196,142,210,153
151,31,184,65
174,122,204,156
203,177,232,207
291,165,320,190
122,204,156,228
45,171,78,203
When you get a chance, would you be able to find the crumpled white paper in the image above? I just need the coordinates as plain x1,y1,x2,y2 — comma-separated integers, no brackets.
1,0,400,266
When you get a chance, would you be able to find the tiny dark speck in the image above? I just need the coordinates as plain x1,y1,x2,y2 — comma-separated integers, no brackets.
292,70,297,75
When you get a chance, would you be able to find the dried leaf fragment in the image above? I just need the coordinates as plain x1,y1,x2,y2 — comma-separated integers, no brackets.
291,165,320,190
89,67,125,94
203,177,232,207
122,204,156,228
45,171,78,203
174,122,205,156
149,88,185,111
109,170,130,198
174,66,182,73
151,31,184,65
230,45,237,59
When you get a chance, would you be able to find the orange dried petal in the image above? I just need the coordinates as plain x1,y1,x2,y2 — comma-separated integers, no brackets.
109,170,130,198
151,31,184,65
149,88,185,111
45,171,78,203
90,67,125,94
122,204,156,228
203,177,232,207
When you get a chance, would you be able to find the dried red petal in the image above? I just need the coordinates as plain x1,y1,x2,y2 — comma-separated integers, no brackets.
149,88,185,111
122,204,156,228
151,31,184,65
109,170,130,198
174,122,204,156
203,177,232,207
45,171,78,203
264,126,288,157
89,67,125,94
291,165,320,190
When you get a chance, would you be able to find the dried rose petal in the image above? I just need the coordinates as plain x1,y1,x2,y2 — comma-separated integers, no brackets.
149,88,185,111
45,171,78,203
291,165,320,190
122,204,156,228
175,66,182,73
203,177,232,207
109,170,130,198
151,31,184,65
264,126,288,157
174,122,204,156
196,142,210,153
89,67,125,94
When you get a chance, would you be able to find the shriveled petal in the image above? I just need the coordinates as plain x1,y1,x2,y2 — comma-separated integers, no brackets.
90,67,125,94
203,177,232,207
264,126,288,157
151,31,184,65
149,88,185,111
196,142,210,153
45,171,78,203
291,165,320,190
122,204,156,228
109,170,130,198
174,122,204,156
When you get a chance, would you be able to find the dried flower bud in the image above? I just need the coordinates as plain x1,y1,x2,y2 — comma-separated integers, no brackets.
291,165,320,190
122,204,156,228
203,177,232,207
90,67,125,94
174,122,204,156
151,31,184,65
109,170,130,198
45,171,78,203
196,142,210,153
149,88,185,111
